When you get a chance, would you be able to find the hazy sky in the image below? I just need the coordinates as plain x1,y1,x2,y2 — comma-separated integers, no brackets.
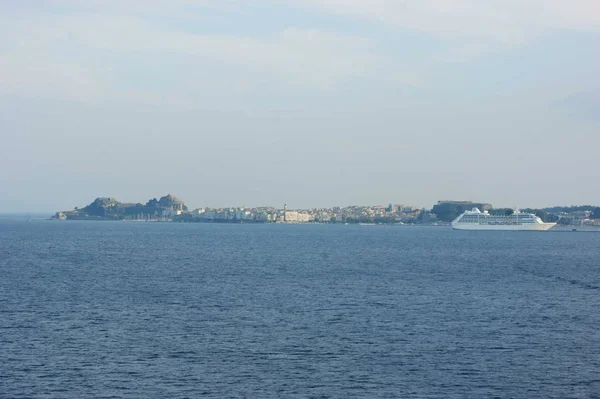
1,0,599,212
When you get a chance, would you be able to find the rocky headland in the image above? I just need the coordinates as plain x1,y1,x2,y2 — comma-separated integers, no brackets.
51,194,187,221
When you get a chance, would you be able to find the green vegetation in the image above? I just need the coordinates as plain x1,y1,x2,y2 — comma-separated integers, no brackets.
82,197,122,217
521,209,560,223
542,205,596,214
432,201,493,222
52,194,187,220
489,208,514,216
431,201,594,224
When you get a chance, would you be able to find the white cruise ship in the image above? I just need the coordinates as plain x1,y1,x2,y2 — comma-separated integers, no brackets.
451,208,556,231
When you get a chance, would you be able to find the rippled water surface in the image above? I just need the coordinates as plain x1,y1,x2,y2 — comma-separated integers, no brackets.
1,218,600,398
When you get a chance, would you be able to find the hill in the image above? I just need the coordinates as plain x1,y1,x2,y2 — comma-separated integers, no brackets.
51,194,187,221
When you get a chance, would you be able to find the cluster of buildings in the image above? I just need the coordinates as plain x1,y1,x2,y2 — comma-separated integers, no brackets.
182,201,600,226
556,210,600,227
186,204,425,224
54,193,600,226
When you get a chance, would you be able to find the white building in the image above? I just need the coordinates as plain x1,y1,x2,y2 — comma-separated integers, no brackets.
284,211,299,222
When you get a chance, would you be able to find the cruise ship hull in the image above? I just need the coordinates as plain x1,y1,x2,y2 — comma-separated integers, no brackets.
452,223,556,231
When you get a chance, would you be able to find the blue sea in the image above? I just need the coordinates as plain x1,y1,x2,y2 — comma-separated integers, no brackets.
1,217,600,398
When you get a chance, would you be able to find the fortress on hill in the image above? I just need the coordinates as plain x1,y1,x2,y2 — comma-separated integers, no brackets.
52,194,187,221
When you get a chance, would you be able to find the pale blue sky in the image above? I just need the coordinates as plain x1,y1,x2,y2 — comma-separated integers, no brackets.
1,0,599,212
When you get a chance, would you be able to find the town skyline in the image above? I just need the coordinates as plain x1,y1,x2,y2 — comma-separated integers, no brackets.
6,198,600,217
49,194,600,227
4,191,600,215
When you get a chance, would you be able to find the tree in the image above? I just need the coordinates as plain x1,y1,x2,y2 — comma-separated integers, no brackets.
432,202,492,222
522,208,559,223
489,208,514,216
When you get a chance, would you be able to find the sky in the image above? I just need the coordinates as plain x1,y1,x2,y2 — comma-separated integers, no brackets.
1,0,599,212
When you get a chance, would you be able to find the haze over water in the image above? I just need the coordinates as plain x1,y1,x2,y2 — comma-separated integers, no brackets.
2,219,599,398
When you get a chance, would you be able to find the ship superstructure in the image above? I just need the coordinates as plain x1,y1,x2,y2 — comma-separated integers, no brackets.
452,208,556,231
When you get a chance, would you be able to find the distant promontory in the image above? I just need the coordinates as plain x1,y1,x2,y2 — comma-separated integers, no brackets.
51,194,187,221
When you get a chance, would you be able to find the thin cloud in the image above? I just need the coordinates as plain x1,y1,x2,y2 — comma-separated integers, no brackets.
0,9,416,103
286,0,600,42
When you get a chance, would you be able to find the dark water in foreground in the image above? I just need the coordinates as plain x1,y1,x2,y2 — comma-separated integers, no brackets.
1,219,599,398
